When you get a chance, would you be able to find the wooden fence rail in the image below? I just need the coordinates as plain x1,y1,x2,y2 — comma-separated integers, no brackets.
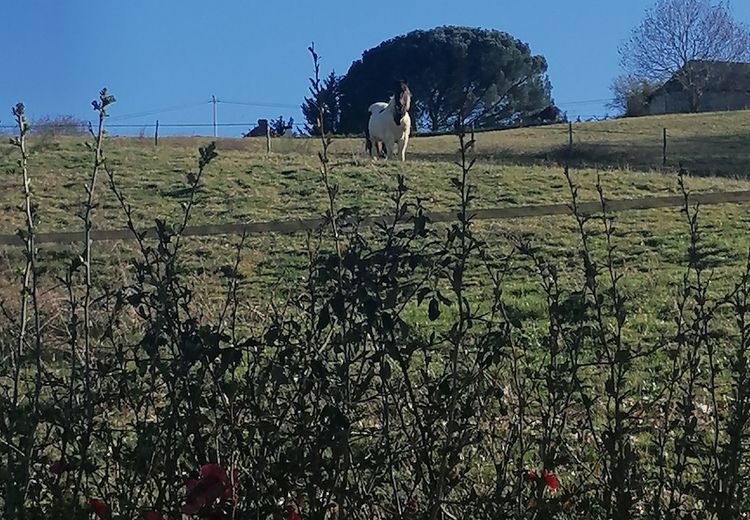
1,190,749,247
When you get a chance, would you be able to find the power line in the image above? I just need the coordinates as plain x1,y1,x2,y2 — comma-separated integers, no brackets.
2,96,612,129
0,122,275,129
107,96,612,118
217,99,301,109
555,98,616,107
106,122,271,128
108,100,212,121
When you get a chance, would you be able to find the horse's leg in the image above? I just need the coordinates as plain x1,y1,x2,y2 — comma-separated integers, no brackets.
372,141,382,161
397,134,409,162
365,119,374,157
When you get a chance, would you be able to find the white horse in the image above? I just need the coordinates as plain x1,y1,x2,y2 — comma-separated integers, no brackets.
366,80,412,161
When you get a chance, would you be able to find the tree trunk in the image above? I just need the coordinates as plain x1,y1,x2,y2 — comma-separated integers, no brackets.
687,87,702,113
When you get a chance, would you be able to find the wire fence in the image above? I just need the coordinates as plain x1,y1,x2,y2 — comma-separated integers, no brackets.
2,106,748,175
0,94,616,133
1,189,749,247
0,98,308,138
0,120,300,135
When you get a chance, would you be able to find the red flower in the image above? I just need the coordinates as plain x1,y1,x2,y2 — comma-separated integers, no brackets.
49,459,67,475
142,512,174,520
201,464,236,501
524,469,559,492
287,505,303,520
200,464,230,483
542,470,559,492
182,464,235,515
87,497,107,519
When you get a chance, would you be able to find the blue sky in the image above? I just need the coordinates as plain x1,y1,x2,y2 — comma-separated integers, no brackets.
3,0,750,136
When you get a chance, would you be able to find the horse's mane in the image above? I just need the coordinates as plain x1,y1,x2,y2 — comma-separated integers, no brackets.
392,80,411,125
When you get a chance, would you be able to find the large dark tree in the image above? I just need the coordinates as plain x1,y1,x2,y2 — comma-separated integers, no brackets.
301,71,341,135
619,0,750,112
337,26,553,134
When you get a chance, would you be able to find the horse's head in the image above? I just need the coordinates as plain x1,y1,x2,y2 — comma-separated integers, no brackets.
392,80,411,125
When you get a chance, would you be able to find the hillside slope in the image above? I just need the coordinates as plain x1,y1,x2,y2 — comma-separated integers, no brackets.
382,110,750,176
147,109,750,177
0,126,749,234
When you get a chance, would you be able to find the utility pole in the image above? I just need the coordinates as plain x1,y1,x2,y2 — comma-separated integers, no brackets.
212,95,217,138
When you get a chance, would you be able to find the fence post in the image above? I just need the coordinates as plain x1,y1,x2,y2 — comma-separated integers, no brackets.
568,122,573,155
154,120,159,147
662,127,667,167
266,124,271,153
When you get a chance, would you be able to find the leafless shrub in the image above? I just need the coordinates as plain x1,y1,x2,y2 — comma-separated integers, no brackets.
30,115,89,137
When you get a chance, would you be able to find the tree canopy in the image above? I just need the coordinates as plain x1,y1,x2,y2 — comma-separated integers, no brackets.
301,71,341,135
330,26,553,134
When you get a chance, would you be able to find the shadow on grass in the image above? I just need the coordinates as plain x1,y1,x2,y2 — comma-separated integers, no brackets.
410,137,750,178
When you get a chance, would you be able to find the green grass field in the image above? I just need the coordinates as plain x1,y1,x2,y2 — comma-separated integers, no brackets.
1,110,750,337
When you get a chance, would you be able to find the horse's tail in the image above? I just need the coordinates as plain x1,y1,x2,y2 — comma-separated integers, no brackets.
364,111,373,155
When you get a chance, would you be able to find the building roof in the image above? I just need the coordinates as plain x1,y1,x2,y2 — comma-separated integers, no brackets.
657,60,750,94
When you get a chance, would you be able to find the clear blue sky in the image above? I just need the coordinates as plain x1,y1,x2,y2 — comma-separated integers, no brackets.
3,0,750,136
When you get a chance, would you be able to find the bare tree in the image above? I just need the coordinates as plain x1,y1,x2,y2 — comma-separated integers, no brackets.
608,74,660,117
619,0,750,111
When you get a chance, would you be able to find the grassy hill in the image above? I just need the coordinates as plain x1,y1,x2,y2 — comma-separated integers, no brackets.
2,109,749,232
0,109,749,335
